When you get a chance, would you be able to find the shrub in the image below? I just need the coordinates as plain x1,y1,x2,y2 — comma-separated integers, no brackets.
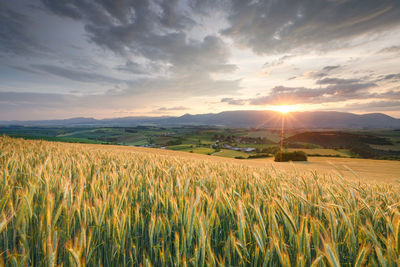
274,150,307,162
247,153,271,159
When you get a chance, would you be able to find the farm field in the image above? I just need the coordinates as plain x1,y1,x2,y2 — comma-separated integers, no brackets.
2,126,400,161
1,136,400,266
84,142,400,183
3,1,400,266
286,148,351,157
212,149,251,158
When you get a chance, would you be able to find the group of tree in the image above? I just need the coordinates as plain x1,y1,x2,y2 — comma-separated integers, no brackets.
274,151,308,162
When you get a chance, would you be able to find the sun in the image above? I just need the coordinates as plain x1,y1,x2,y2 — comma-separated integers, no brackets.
275,105,294,114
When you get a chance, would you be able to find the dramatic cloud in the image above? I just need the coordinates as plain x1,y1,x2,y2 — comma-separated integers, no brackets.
222,0,400,54
222,76,386,106
0,0,400,119
0,4,49,56
248,84,374,105
40,0,235,75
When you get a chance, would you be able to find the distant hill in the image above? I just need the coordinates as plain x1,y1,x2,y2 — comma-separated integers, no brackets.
285,131,400,159
1,110,400,129
285,131,393,148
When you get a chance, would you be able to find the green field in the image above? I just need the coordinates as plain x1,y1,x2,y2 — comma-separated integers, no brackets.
190,147,215,154
166,144,194,150
213,149,253,158
287,148,351,157
159,145,214,155
1,126,400,160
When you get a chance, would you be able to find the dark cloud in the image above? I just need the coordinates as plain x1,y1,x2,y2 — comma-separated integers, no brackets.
221,97,246,105
380,73,400,81
114,60,148,74
40,0,83,20
137,34,237,74
0,4,49,56
1,0,399,119
189,0,230,15
305,65,343,79
222,0,400,54
378,45,400,53
322,65,341,72
40,0,234,71
317,78,361,85
374,90,400,99
32,64,124,84
39,0,238,94
158,0,196,30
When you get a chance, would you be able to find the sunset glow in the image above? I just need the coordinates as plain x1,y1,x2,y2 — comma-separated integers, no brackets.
274,105,295,114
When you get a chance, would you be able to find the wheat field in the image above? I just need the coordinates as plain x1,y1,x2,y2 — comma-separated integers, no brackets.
0,136,399,266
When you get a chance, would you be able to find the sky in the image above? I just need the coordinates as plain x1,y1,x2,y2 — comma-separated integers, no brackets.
1,0,400,120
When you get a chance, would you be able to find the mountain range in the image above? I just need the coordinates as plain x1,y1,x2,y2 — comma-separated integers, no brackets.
1,111,400,129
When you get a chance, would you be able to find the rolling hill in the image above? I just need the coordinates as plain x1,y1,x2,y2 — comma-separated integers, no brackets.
1,110,400,129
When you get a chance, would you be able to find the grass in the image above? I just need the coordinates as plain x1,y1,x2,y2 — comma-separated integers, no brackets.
5,134,104,144
166,145,214,155
190,148,215,155
166,144,194,150
370,144,400,151
0,136,400,266
287,148,351,157
213,149,250,158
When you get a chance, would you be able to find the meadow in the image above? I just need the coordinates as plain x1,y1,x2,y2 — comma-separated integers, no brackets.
0,136,400,266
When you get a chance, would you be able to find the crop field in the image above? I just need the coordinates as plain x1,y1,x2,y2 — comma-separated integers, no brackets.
1,136,400,266
213,149,250,158
286,148,351,157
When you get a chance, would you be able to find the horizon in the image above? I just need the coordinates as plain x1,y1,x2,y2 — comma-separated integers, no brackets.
1,1,400,120
1,109,399,122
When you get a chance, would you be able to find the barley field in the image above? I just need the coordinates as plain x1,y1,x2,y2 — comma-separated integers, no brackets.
0,136,400,266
